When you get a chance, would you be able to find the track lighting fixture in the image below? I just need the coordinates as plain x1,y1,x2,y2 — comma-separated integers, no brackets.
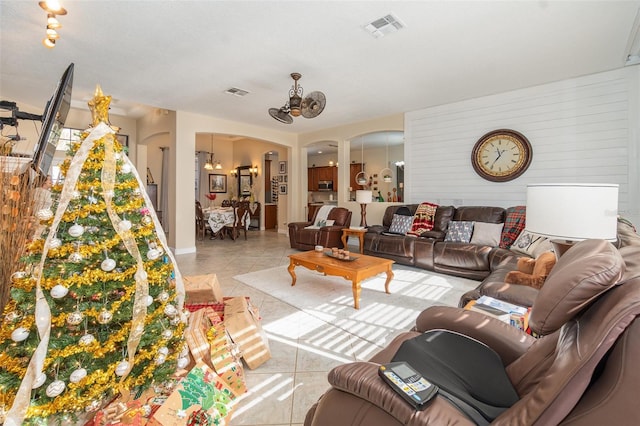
39,1,66,48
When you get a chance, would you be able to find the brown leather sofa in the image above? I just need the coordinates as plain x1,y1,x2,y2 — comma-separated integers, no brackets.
305,239,640,425
364,204,520,280
288,207,352,251
458,218,640,309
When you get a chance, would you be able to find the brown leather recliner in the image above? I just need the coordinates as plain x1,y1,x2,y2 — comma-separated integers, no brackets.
288,207,352,251
305,239,640,425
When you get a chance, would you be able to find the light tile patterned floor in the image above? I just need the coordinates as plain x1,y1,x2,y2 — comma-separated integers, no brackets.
175,230,472,425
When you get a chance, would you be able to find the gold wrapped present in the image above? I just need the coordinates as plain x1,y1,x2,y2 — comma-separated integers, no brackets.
223,297,271,369
183,274,223,304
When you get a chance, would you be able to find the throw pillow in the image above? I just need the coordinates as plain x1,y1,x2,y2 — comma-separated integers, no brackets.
388,214,413,235
406,202,439,237
470,222,504,246
444,221,475,243
510,229,553,258
395,206,412,216
500,206,526,249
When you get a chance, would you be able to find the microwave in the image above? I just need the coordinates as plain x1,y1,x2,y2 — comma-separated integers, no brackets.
318,180,334,191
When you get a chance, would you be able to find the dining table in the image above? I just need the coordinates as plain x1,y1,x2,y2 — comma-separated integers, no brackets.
204,206,250,239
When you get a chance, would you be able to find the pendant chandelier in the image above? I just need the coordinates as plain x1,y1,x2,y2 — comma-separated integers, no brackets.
204,135,222,170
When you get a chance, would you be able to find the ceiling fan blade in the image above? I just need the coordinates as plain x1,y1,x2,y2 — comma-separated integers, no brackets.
269,107,293,124
301,91,326,118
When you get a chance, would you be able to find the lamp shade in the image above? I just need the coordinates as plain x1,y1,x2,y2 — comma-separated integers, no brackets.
356,190,373,204
526,183,618,241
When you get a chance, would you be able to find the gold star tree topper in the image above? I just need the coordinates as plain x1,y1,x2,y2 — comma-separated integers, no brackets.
88,85,111,126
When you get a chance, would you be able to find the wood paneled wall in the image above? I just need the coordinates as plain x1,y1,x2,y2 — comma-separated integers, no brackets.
405,67,640,226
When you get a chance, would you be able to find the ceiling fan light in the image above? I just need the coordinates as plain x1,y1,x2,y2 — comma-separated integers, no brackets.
42,37,56,48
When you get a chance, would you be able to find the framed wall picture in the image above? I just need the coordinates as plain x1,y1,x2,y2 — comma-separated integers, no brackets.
278,175,283,182
279,161,287,174
284,175,288,183
116,134,129,148
209,174,227,193
279,184,287,195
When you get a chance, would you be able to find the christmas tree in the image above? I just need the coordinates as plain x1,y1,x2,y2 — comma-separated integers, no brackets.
0,87,187,425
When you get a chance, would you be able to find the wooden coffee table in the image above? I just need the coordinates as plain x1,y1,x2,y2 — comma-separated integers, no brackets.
287,250,395,309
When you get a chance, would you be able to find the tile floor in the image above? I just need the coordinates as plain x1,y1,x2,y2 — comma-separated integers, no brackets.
175,230,469,426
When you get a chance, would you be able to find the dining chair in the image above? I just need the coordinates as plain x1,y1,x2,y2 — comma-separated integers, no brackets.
195,201,211,240
224,205,248,241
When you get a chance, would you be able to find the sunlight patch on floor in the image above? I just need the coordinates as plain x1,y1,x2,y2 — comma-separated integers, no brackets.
263,310,333,339
233,373,293,416
267,333,354,364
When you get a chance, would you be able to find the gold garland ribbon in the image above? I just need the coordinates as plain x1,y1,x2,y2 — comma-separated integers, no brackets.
100,129,148,393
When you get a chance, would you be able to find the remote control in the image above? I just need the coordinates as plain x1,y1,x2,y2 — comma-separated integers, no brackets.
378,362,438,409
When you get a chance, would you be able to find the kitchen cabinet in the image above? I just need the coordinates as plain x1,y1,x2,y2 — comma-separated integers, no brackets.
350,163,365,189
308,168,317,191
316,166,334,181
308,166,338,191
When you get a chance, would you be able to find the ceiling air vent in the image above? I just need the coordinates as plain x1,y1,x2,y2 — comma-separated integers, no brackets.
364,13,406,39
225,87,249,97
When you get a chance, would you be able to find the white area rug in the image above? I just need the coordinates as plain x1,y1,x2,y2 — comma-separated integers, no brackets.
234,264,479,347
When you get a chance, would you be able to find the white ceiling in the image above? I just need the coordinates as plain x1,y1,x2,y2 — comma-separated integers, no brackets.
1,1,639,135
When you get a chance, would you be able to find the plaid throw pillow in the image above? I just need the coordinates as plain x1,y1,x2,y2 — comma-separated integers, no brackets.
407,202,439,237
500,206,526,249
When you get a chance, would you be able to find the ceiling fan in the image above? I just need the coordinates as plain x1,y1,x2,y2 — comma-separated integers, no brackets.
269,73,326,124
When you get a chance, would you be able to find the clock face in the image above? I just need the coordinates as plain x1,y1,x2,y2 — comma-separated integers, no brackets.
471,130,532,182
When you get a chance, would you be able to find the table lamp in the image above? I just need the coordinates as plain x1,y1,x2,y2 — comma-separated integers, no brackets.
356,190,373,227
526,183,619,257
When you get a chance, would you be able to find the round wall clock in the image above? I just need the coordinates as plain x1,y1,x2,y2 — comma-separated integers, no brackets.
471,129,532,182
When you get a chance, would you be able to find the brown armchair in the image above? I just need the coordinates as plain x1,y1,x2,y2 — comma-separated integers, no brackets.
305,239,640,426
288,207,352,251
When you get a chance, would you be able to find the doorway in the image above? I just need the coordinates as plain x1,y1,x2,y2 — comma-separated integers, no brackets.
264,152,278,230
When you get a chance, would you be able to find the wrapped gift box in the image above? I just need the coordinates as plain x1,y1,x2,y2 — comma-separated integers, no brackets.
183,274,223,304
215,360,247,397
88,399,144,426
185,296,251,321
208,323,237,371
184,308,222,372
223,297,271,369
183,308,247,396
148,362,236,426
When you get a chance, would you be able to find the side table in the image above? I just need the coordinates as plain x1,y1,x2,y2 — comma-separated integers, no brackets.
341,227,367,254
